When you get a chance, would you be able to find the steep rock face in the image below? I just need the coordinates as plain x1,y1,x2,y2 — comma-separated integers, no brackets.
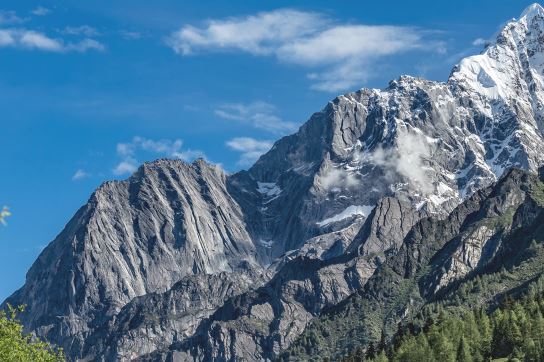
140,197,421,361
3,159,262,357
286,168,544,360
5,4,544,362
422,169,540,294
229,4,544,259
172,8,544,358
81,268,271,361
347,197,424,256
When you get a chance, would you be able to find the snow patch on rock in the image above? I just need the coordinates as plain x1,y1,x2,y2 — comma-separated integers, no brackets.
316,205,374,227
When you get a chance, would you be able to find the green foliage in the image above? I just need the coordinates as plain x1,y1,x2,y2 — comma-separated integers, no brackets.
283,173,544,361
340,279,544,362
529,180,544,207
0,206,10,225
0,305,64,361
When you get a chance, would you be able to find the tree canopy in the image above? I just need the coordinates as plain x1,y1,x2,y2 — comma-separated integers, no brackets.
340,278,544,362
0,305,64,361
0,206,10,225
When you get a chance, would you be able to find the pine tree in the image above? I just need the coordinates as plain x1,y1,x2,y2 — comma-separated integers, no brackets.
455,336,472,362
377,330,387,354
374,350,389,362
428,329,455,362
354,347,364,362
341,276,544,362
477,309,492,358
366,342,376,360
509,346,525,361
522,338,539,362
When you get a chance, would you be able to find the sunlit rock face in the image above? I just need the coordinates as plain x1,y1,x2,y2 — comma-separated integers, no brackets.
5,4,544,361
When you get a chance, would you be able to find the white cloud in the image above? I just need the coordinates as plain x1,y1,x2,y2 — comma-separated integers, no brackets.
62,25,100,37
67,38,105,52
0,30,15,46
117,136,183,156
19,30,63,51
318,132,432,192
277,25,422,66
72,169,89,180
373,132,431,192
32,7,51,16
0,11,104,53
172,149,207,161
167,9,325,55
113,136,207,175
167,9,443,92
0,29,105,53
113,160,138,176
319,168,360,190
120,30,143,40
472,37,491,46
215,101,296,134
355,132,432,193
307,59,370,92
0,10,24,25
226,137,273,166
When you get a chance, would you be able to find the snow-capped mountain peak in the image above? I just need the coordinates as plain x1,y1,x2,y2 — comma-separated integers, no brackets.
7,4,544,361
521,3,544,20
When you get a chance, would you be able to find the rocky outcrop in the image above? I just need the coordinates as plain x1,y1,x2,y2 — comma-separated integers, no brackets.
5,4,544,362
3,159,263,358
137,197,422,361
82,268,271,361
285,168,544,360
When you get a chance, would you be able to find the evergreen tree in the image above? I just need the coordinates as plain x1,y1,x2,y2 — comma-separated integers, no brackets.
477,309,492,358
354,347,364,362
374,350,389,362
455,336,472,362
342,277,544,362
522,338,539,362
366,342,376,360
428,329,455,362
377,330,387,354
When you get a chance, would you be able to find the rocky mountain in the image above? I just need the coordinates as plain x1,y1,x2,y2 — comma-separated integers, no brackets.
286,167,544,360
5,3,544,361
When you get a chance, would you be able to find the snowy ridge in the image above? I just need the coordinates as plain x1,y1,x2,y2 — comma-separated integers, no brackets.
257,182,281,197
316,205,374,227
8,4,544,361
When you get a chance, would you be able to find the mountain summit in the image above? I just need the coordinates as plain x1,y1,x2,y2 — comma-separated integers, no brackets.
5,4,544,361
521,2,544,19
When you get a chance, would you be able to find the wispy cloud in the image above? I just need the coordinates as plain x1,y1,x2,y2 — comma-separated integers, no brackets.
67,38,105,52
113,136,207,175
61,25,100,37
0,10,24,25
215,101,296,134
0,9,104,53
0,29,105,52
472,37,492,47
12,30,62,51
113,160,138,176
31,7,51,16
168,9,325,55
167,9,444,92
226,137,273,166
120,30,144,40
72,169,89,180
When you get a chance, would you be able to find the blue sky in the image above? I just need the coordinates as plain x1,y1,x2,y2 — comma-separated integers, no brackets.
0,0,537,301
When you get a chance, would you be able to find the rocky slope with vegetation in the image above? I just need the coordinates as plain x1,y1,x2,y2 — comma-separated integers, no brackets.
6,3,544,362
284,167,544,360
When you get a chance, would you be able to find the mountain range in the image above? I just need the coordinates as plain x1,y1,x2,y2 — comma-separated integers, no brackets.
5,3,544,361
